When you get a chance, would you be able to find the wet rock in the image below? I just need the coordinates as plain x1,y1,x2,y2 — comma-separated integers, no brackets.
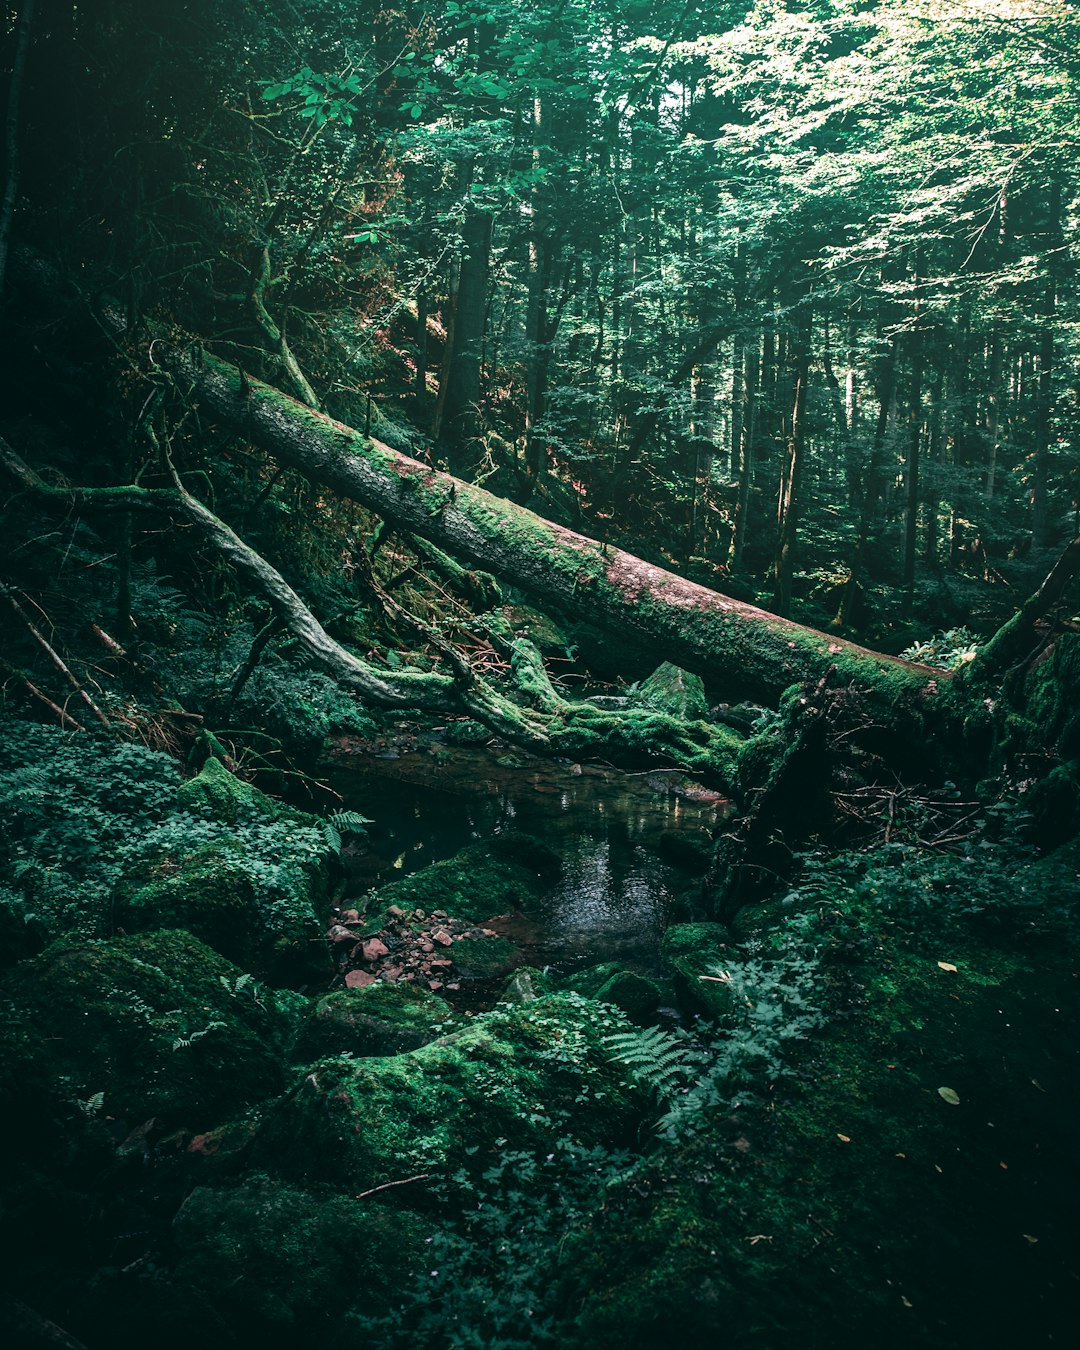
344,969,375,989
499,967,556,1005
361,937,390,961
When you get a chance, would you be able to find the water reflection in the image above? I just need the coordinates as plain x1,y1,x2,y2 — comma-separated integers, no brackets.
325,740,728,973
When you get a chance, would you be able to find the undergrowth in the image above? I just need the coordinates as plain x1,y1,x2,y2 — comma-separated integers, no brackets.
0,719,335,941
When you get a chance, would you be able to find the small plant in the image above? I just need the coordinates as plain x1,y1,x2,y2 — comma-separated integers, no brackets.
172,1020,227,1051
901,626,981,670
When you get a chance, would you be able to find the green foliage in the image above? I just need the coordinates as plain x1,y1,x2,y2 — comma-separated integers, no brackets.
900,627,982,670
0,719,337,950
346,1137,633,1350
605,1025,693,1101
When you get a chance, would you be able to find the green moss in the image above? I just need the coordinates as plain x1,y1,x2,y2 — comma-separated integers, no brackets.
736,730,785,794
499,966,557,1003
629,662,711,721
176,756,282,823
1023,633,1080,759
661,922,736,1019
173,1179,428,1332
366,831,560,927
292,982,454,1060
114,847,256,963
562,962,625,999
114,842,329,984
249,993,640,1192
0,930,296,1127
562,856,1080,1350
595,971,662,1024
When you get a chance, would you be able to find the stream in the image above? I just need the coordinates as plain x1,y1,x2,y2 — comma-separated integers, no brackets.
324,729,733,976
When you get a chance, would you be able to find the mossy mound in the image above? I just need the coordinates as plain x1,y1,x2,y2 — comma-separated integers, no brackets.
595,971,662,1023
628,662,711,722
176,756,283,823
1023,632,1080,760
735,729,785,794
365,831,560,927
173,1179,427,1337
562,963,660,1022
114,848,256,962
562,962,625,998
661,923,736,1019
0,930,298,1128
562,881,1080,1350
292,982,454,1060
448,934,521,979
114,842,330,985
249,993,640,1192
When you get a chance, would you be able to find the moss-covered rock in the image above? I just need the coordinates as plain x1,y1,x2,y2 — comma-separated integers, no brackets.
735,730,786,795
292,982,454,1060
595,971,662,1024
365,831,560,927
564,963,661,1021
561,962,625,998
114,841,330,985
629,662,711,722
173,1178,428,1335
114,848,256,962
1023,632,1080,761
249,993,640,1192
177,756,282,823
499,966,556,1004
562,869,1080,1350
661,922,736,1019
0,930,298,1127
448,933,521,979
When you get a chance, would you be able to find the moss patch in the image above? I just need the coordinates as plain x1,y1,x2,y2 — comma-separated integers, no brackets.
0,930,298,1128
661,922,736,1019
292,982,455,1060
173,1178,428,1334
365,831,560,927
249,993,641,1192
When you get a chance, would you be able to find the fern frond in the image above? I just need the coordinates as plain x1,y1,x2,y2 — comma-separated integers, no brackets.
605,1026,690,1102
328,809,374,833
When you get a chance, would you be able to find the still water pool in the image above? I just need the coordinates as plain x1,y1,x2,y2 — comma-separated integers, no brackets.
324,733,731,975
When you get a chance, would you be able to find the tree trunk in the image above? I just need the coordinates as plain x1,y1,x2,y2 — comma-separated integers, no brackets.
433,193,492,472
159,343,938,709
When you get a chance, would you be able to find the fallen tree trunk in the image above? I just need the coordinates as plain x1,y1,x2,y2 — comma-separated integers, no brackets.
0,435,744,784
159,344,941,711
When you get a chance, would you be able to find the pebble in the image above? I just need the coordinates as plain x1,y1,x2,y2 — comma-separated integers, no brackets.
431,929,453,946
362,938,390,961
345,969,375,989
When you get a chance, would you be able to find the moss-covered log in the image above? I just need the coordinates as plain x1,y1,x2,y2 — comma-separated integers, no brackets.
161,345,939,709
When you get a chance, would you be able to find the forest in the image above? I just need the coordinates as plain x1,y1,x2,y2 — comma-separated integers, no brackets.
1,0,1078,1346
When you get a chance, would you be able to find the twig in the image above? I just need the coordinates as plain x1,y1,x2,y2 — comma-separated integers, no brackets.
356,1173,430,1201
0,582,111,726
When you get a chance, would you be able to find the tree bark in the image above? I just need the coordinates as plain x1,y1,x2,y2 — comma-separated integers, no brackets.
156,343,939,709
